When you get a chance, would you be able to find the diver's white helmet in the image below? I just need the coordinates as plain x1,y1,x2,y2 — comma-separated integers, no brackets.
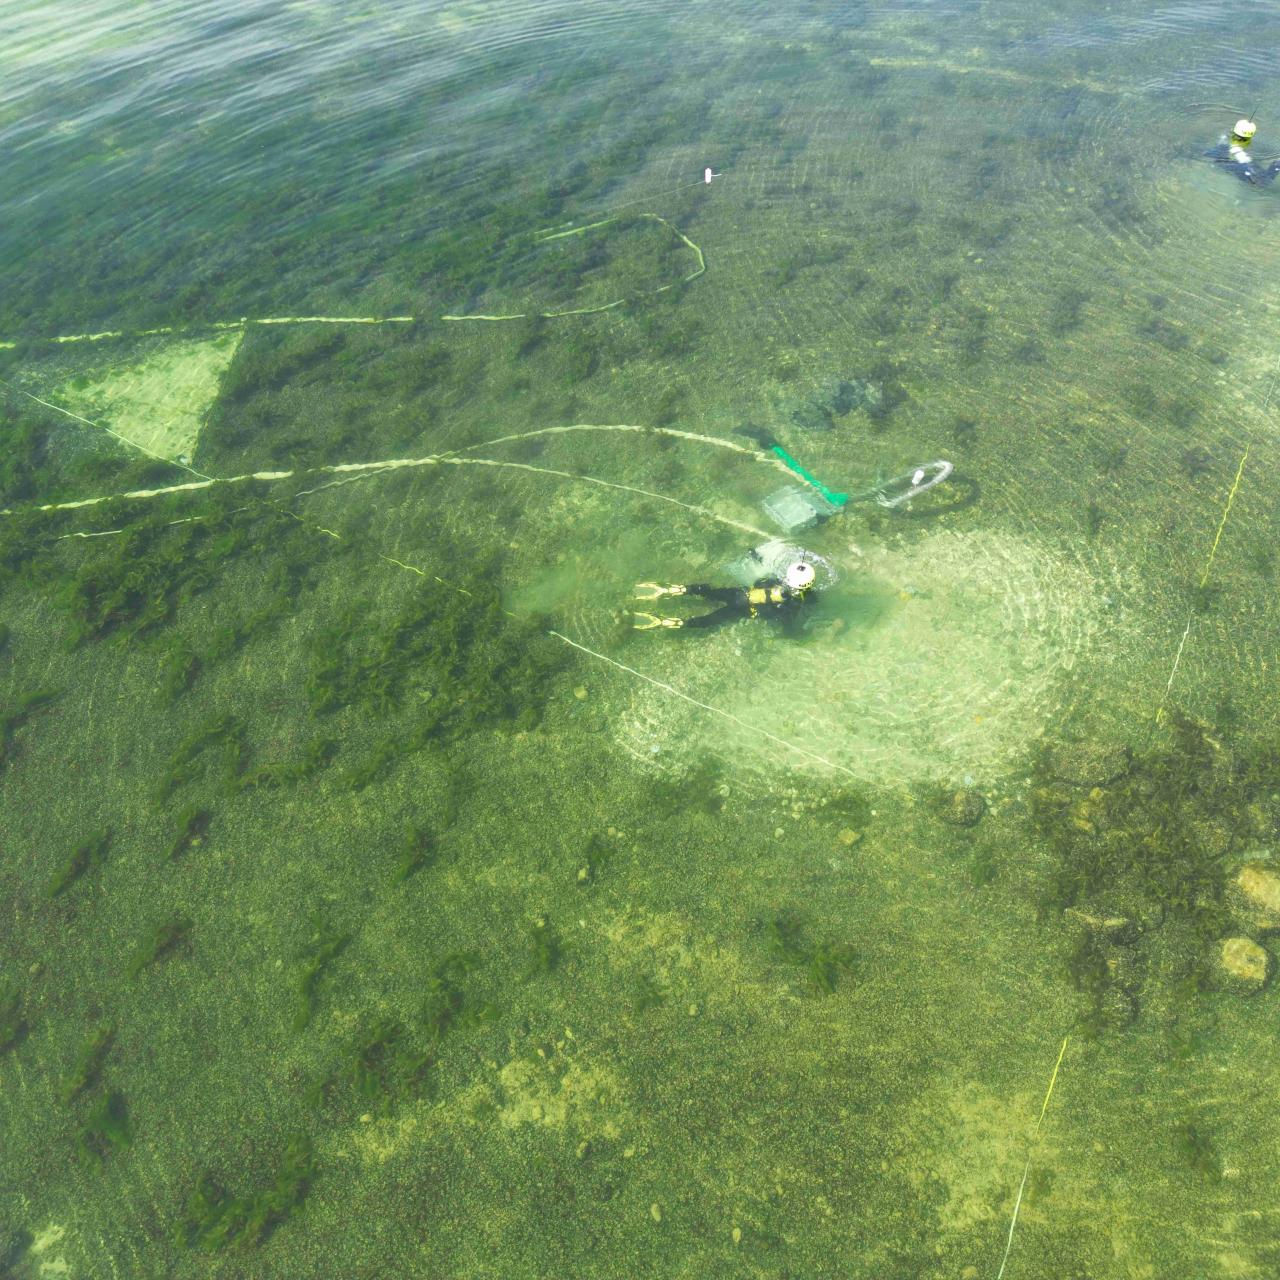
1233,119,1258,144
785,561,816,591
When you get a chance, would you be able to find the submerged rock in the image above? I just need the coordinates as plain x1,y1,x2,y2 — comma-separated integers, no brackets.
1216,936,1271,992
1226,859,1280,933
1047,740,1131,787
939,788,986,828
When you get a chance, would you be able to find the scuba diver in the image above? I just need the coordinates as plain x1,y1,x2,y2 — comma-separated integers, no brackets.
1205,118,1280,185
630,560,817,631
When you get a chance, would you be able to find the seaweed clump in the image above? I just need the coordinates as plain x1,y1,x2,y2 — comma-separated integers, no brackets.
308,952,494,1116
127,917,193,978
234,736,337,793
168,806,212,860
305,583,568,755
1174,1121,1221,1181
47,829,112,898
176,1133,316,1252
764,914,857,994
156,714,249,803
292,915,352,1031
0,686,60,768
77,1090,132,1160
0,978,26,1053
60,1022,115,1104
53,495,319,649
527,918,563,976
390,823,437,885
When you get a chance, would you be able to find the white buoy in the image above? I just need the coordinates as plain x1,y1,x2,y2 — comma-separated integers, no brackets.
704,166,720,184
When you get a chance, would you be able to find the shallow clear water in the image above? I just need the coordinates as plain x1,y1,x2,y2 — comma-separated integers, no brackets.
3,2,1280,1277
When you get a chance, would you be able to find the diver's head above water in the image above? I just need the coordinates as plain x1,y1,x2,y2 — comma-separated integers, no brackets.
1231,118,1258,148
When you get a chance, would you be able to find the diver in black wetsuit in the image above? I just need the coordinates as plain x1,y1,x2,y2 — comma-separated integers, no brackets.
1205,118,1280,185
630,561,816,631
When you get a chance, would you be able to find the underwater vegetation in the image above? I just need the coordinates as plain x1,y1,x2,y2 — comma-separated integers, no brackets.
649,756,728,817
630,971,667,1013
575,834,614,888
0,402,54,505
168,805,212,861
156,714,249,803
126,917,193,978
1138,314,1189,353
390,823,436,885
0,979,25,1053
234,736,337,793
1047,287,1089,336
764,914,857,995
1173,1121,1221,1181
953,305,989,368
0,398,166,510
160,637,201,702
1191,582,1222,616
308,952,494,1118
176,1133,315,1252
59,1022,114,1105
1085,500,1105,539
1032,710,1280,1034
0,686,60,768
2,486,319,664
56,504,241,647
1179,445,1213,480
292,915,352,1032
341,1017,435,1117
305,581,567,779
77,1090,132,1161
46,829,112,898
527,919,563,976
1248,546,1275,578
1095,444,1129,476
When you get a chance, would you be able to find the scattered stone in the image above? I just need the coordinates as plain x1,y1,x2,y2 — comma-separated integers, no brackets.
649,1202,662,1223
940,788,986,827
573,686,588,700
1047,740,1131,787
732,1226,742,1246
837,828,861,847
1226,860,1280,933
1216,936,1271,992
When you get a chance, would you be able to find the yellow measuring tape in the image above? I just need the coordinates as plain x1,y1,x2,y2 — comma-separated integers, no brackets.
995,1035,1070,1279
